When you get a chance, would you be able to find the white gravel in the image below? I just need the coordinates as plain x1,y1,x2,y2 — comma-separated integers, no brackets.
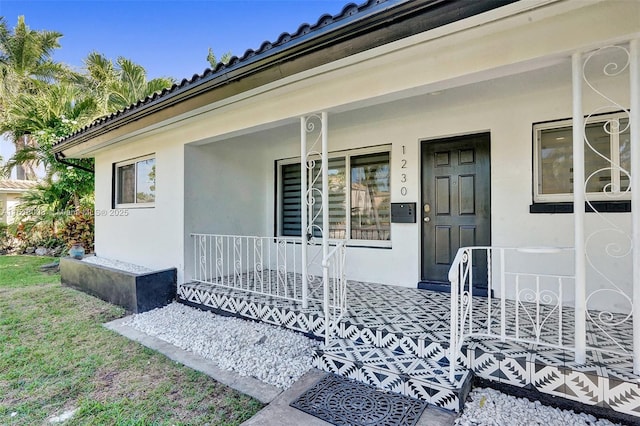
124,303,626,424
124,302,319,389
82,256,153,274
456,387,622,426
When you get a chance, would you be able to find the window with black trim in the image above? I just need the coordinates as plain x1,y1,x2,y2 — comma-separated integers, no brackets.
278,147,391,243
533,111,630,203
114,155,156,207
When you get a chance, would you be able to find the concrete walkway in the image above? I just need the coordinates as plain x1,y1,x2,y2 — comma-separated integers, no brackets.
243,368,458,426
104,316,458,426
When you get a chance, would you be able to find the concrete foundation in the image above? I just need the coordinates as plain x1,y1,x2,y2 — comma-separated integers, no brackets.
60,257,176,313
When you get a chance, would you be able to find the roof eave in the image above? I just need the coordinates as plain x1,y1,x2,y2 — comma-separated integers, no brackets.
53,0,519,157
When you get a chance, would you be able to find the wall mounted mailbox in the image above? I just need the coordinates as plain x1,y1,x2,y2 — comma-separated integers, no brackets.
391,202,416,223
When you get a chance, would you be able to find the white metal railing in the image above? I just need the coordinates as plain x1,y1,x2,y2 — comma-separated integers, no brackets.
192,233,310,302
322,240,348,344
191,233,347,343
447,246,575,382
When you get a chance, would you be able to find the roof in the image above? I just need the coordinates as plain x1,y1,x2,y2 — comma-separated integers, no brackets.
0,179,38,192
53,0,518,156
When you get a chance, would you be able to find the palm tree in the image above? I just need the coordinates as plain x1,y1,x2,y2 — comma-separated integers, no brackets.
206,47,232,68
78,52,174,115
0,16,67,179
0,82,97,177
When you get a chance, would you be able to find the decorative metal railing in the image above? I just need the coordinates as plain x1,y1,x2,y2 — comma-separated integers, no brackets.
322,240,348,344
579,43,637,372
447,246,575,382
192,233,310,302
190,233,347,343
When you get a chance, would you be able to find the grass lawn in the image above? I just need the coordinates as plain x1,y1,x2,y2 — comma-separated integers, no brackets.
0,255,263,425
0,255,61,288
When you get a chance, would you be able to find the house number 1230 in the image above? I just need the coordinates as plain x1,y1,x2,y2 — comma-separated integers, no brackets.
400,145,408,196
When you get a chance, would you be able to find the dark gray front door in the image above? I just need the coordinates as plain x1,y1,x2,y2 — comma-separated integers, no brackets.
420,133,491,292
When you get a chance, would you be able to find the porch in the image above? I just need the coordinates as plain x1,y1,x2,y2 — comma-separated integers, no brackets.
176,28,640,422
177,277,639,419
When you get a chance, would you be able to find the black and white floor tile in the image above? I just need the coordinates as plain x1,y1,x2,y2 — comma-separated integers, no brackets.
178,275,639,417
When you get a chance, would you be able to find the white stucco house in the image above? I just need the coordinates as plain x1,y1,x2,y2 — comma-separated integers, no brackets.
0,179,37,224
54,0,640,420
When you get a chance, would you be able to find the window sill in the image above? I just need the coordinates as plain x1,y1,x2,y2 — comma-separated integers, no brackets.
344,240,392,249
114,203,155,209
280,236,391,249
529,201,631,214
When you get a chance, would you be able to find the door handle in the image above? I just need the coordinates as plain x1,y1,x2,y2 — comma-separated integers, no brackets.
424,203,431,213
423,217,430,223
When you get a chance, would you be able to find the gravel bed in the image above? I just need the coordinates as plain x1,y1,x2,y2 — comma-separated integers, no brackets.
125,303,625,423
124,302,319,389
456,387,622,426
82,256,153,274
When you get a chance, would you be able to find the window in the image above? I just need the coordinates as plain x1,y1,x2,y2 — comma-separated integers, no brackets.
534,112,630,203
278,147,391,243
115,155,156,207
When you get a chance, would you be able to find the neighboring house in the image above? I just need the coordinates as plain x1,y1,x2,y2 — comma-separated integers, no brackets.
53,0,640,419
0,179,37,224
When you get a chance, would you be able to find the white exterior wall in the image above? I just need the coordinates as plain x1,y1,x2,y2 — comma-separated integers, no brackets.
0,193,24,224
88,0,638,311
94,132,185,282
180,66,630,313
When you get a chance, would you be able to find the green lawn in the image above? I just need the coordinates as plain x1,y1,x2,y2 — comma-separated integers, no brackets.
0,255,60,288
0,255,263,425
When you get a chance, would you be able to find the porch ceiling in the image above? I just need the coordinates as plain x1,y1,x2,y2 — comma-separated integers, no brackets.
189,57,576,147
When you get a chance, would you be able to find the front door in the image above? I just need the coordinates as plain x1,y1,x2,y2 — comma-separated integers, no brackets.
420,133,491,293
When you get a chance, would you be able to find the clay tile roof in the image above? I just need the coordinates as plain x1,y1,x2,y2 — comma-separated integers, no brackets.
0,179,38,191
52,0,412,151
52,0,516,154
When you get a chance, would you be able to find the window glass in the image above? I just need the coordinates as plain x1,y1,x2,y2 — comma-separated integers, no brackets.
584,122,612,193
536,113,630,201
278,148,390,241
539,126,572,195
281,163,302,236
136,158,156,203
117,164,135,204
115,156,155,207
619,118,631,192
312,158,346,238
350,153,390,241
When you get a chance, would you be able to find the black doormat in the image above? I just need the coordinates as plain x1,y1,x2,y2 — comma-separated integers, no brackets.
290,374,428,426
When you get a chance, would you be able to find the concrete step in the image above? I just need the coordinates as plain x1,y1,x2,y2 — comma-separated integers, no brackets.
313,339,473,412
337,316,469,368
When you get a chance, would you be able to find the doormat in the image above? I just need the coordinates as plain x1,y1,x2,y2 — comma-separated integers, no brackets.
290,374,428,426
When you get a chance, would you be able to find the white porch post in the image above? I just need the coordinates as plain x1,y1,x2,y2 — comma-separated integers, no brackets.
321,111,330,344
300,117,309,309
572,51,587,364
630,39,640,374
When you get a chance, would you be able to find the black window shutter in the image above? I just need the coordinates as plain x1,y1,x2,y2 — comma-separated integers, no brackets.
281,163,302,236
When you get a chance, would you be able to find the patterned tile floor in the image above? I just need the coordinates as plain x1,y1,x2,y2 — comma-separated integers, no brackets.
178,275,640,417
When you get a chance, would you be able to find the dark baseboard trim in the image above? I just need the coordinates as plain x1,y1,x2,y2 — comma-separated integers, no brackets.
530,201,630,214
417,281,491,297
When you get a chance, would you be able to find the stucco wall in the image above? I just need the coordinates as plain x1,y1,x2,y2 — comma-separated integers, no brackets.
0,193,25,224
94,131,185,282
90,0,637,312
178,63,630,312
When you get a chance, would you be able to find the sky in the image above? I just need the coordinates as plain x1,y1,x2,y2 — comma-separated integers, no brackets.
0,0,349,173
0,0,349,80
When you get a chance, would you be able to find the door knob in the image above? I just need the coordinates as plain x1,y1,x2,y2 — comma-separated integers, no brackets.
423,217,430,222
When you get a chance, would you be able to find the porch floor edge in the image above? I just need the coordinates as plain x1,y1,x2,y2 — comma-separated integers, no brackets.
177,281,640,419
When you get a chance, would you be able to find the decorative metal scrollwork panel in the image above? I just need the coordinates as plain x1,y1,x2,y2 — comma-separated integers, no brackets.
582,45,633,354
302,113,325,243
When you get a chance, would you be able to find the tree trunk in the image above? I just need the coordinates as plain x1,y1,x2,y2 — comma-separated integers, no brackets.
14,134,37,180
